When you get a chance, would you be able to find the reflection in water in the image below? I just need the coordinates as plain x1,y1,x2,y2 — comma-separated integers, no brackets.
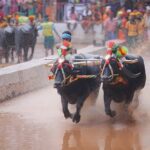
62,128,99,150
104,123,141,150
62,129,82,150
0,113,52,150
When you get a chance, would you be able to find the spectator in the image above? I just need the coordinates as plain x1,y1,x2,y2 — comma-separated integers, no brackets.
103,13,117,41
0,13,7,27
66,6,78,33
116,10,127,40
39,15,60,56
124,0,134,11
109,0,121,17
125,12,138,48
0,0,4,9
4,0,11,16
136,12,145,43
56,0,65,22
28,2,36,16
10,0,18,15
36,1,43,20
20,2,28,16
144,6,150,40
81,5,92,33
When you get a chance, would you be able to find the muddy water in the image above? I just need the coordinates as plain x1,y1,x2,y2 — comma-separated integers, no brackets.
0,52,150,150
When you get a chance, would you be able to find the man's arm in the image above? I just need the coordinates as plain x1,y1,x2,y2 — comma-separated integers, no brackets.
52,24,61,39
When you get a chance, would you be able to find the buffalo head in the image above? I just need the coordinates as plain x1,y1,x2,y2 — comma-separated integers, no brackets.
100,55,140,83
51,57,73,88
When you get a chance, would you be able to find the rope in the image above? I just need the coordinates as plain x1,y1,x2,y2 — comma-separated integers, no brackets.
76,74,97,79
62,74,98,86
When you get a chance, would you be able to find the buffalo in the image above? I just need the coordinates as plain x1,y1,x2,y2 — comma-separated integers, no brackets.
100,54,146,117
51,54,101,123
15,24,38,63
0,26,16,63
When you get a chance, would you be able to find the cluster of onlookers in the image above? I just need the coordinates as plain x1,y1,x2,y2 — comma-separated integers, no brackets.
103,6,150,48
0,0,150,48
0,0,55,21
65,0,150,47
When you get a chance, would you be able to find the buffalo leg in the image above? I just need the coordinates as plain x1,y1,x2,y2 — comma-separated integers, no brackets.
72,95,88,123
61,96,72,119
11,48,15,62
23,47,28,61
90,87,100,105
29,47,34,60
5,48,9,63
17,50,22,63
0,48,3,63
104,92,116,117
124,91,135,116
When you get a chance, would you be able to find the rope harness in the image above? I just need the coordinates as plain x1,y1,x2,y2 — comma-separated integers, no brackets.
64,74,98,86
48,60,99,86
101,56,128,85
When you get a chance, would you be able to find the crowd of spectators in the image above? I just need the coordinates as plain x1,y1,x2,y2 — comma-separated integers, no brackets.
64,0,150,47
0,0,150,48
0,0,55,21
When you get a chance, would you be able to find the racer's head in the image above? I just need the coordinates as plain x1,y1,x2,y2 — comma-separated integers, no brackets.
62,31,72,42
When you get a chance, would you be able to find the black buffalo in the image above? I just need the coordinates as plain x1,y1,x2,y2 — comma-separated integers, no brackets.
15,24,38,63
51,54,101,123
0,26,15,63
100,54,146,117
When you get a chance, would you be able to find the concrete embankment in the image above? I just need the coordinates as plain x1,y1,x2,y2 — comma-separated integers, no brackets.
0,57,57,102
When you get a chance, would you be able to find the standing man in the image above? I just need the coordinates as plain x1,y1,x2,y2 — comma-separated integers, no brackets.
125,12,138,48
40,15,60,56
144,6,150,40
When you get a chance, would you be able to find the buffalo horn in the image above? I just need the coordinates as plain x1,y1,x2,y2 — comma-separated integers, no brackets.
123,59,138,64
121,66,141,78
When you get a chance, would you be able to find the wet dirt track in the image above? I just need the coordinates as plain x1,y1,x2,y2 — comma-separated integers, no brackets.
0,52,150,150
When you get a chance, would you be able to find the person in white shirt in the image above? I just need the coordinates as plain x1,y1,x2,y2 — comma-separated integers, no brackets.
144,6,150,40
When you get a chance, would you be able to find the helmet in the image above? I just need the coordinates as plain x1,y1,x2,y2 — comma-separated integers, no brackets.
62,31,72,41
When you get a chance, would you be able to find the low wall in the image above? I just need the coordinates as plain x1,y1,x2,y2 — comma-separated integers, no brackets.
0,58,55,102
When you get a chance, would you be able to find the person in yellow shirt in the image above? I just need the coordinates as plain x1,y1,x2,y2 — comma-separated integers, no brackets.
40,15,60,56
125,12,138,48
